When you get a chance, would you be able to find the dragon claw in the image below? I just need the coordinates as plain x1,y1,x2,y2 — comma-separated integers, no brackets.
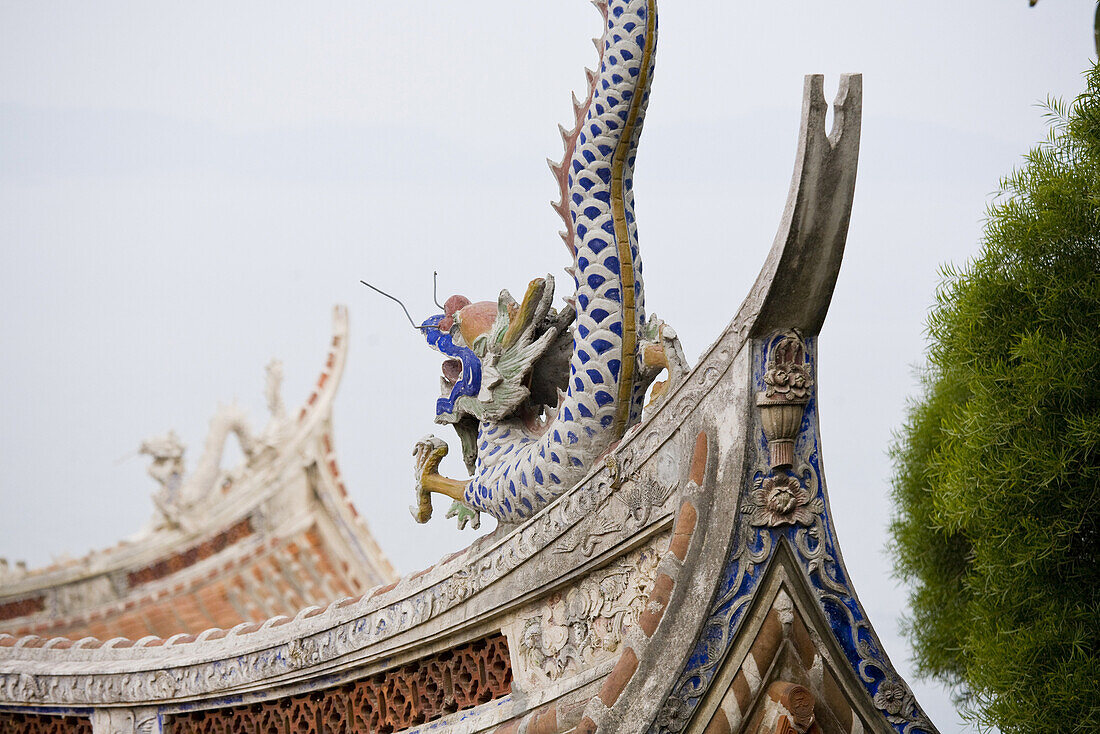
412,435,471,524
414,435,450,474
412,435,449,524
445,501,481,531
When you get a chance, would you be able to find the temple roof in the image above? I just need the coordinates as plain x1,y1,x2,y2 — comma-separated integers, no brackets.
0,10,939,732
0,306,396,642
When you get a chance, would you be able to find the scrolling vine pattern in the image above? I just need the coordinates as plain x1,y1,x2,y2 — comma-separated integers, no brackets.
653,333,936,734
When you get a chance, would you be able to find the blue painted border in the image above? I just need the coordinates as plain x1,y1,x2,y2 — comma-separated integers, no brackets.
654,334,935,734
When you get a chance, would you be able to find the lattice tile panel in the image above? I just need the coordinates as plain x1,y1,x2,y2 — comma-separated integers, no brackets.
168,633,512,733
0,712,92,734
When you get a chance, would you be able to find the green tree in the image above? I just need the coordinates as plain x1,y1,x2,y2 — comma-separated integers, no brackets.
890,66,1100,732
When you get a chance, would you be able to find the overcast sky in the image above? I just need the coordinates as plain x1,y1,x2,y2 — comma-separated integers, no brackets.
0,1,1092,729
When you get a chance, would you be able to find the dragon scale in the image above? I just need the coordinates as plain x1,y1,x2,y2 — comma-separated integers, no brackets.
452,0,658,524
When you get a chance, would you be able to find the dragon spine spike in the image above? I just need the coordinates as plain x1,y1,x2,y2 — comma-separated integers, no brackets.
551,50,607,261
546,157,562,176
591,37,602,54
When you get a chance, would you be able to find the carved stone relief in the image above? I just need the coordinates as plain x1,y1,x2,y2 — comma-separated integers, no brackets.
0,437,677,707
756,330,812,471
553,468,675,557
509,538,664,687
748,465,824,528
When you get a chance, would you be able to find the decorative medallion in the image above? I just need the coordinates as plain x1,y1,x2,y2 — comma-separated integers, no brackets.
748,466,824,527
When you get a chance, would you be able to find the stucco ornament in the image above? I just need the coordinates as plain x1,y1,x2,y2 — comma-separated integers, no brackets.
656,697,691,733
871,674,929,729
873,680,911,716
757,330,813,470
140,405,257,531
139,431,185,497
515,543,660,682
137,360,295,532
749,470,823,527
410,0,688,528
761,331,812,402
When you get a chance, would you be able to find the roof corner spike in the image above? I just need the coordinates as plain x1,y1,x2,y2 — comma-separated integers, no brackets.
800,73,828,144
746,73,863,339
829,73,863,150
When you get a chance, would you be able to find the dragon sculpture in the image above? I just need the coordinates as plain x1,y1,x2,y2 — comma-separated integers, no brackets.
413,0,687,529
139,360,290,532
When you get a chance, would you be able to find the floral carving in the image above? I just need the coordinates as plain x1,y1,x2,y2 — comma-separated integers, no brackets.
621,476,676,524
655,696,690,732
757,330,813,469
553,474,674,556
516,543,661,681
749,471,823,527
760,331,812,404
873,678,923,724
149,670,180,699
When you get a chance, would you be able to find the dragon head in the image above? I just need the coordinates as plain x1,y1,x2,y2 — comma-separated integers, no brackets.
421,276,576,472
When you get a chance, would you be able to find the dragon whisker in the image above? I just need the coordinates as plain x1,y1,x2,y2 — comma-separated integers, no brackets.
359,279,432,331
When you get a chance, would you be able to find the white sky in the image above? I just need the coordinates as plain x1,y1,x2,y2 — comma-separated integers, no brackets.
0,1,1092,730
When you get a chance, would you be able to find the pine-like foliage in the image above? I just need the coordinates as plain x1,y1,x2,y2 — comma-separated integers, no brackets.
890,65,1100,733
